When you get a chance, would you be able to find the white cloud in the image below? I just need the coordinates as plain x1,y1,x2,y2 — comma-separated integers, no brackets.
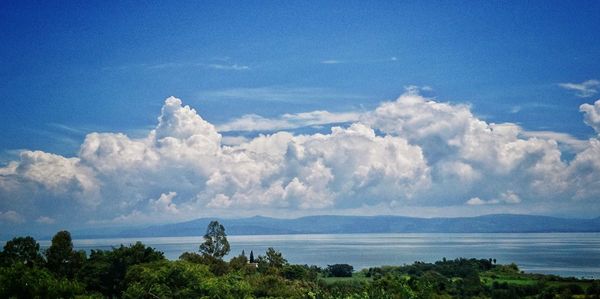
521,131,588,152
1,150,99,205
146,62,189,70
36,216,55,224
465,192,520,206
199,123,429,210
322,57,403,64
466,197,489,205
559,79,600,98
207,194,233,208
217,114,291,132
221,136,250,146
150,192,179,214
580,99,600,134
207,64,249,70
217,110,361,132
0,210,25,223
566,138,600,200
3,91,600,228
200,86,367,103
363,91,575,204
499,191,521,204
321,60,344,64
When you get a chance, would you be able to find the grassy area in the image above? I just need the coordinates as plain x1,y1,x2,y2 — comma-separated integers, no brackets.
481,272,538,286
481,270,595,291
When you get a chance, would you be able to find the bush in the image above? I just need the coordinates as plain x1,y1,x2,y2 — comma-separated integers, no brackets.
0,263,84,298
326,264,354,277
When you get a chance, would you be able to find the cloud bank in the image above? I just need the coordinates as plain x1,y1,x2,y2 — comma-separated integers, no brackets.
2,93,600,229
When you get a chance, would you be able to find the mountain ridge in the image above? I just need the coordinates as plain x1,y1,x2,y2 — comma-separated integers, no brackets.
72,214,600,239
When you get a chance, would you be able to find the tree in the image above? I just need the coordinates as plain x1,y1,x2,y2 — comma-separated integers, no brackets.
45,230,84,278
265,247,287,268
199,221,230,259
229,253,249,271
586,281,600,298
256,248,287,274
326,264,353,277
0,236,43,267
249,250,255,263
78,242,165,297
0,263,85,298
370,273,415,299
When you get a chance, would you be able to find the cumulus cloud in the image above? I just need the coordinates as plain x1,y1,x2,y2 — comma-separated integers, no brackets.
465,192,520,206
150,192,179,214
2,90,600,228
0,210,25,223
580,99,600,134
0,150,99,206
559,79,600,98
221,136,250,146
521,131,588,152
466,197,489,205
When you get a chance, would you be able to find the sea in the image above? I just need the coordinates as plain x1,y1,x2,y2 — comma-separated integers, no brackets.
40,233,600,279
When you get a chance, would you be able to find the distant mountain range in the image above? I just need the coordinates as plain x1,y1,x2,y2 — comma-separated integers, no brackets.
74,214,600,239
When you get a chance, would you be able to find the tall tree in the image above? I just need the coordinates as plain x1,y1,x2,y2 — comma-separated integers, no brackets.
249,250,255,263
0,236,43,267
265,247,287,268
199,221,230,259
45,230,84,278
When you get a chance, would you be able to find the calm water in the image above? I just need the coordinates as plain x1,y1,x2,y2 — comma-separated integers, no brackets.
41,233,600,279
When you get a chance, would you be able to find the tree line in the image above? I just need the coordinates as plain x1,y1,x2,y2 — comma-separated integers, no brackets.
1,221,600,298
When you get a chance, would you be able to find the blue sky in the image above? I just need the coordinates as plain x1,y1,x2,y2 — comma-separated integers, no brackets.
1,1,600,235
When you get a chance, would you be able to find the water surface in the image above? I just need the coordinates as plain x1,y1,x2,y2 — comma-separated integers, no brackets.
41,233,600,278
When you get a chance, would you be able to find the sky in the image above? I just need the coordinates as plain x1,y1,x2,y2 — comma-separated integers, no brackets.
1,1,600,236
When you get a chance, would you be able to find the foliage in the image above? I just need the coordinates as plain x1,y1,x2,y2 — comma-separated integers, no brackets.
0,236,44,267
326,263,354,277
199,220,230,259
45,230,86,278
78,241,165,297
283,264,319,281
370,273,416,299
229,252,249,271
265,247,287,268
256,247,288,275
2,228,600,299
0,262,85,298
180,251,230,276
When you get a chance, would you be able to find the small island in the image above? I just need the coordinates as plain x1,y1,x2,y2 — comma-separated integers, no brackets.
1,221,598,298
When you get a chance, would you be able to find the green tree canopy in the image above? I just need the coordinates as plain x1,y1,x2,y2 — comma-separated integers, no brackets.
265,247,287,268
78,241,165,297
1,236,43,267
199,221,230,259
45,230,84,278
326,264,353,277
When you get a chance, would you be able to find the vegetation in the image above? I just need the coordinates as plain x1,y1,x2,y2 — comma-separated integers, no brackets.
199,221,230,259
326,264,354,278
1,222,599,298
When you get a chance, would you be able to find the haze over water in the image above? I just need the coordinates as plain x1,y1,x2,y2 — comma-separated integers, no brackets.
41,233,600,279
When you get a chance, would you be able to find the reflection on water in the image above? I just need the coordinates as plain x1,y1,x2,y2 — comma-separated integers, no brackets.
40,233,600,278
